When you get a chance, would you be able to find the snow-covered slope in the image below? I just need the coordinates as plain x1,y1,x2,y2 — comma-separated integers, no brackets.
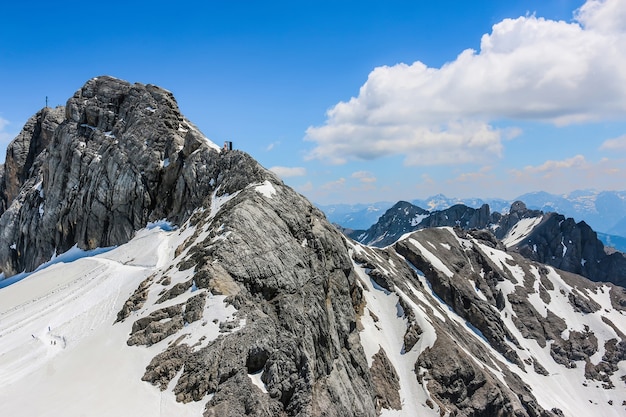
500,216,543,247
351,227,626,416
0,224,217,416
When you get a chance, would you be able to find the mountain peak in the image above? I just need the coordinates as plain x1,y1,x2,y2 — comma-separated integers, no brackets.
510,200,528,213
0,76,247,276
0,76,378,416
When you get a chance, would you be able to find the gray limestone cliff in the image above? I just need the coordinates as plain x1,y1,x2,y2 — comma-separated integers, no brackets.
0,76,245,276
497,202,626,288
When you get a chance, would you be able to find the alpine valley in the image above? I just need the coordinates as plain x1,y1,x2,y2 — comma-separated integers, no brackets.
0,77,624,417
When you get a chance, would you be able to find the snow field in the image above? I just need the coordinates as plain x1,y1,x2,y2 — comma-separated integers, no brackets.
480,249,626,416
407,238,454,278
253,180,277,198
501,216,543,247
352,251,441,417
0,220,241,417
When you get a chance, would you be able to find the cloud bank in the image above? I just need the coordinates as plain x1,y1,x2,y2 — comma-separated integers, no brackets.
305,0,626,166
600,134,626,151
269,166,307,178
507,154,625,194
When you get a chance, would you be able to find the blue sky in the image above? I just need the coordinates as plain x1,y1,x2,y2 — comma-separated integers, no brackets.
1,0,625,205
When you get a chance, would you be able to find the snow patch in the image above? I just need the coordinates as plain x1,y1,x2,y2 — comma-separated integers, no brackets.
34,181,44,198
410,214,427,227
248,371,268,393
408,238,454,278
501,216,543,247
209,187,241,219
79,124,96,131
254,180,277,198
352,254,440,416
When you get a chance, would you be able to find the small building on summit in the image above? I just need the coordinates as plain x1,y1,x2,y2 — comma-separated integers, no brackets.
223,141,233,151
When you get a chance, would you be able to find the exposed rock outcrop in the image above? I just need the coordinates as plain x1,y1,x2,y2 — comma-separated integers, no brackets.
0,106,65,212
348,202,495,248
158,179,377,416
352,226,626,416
508,211,626,288
370,348,401,412
0,76,234,276
0,76,377,416
417,335,538,417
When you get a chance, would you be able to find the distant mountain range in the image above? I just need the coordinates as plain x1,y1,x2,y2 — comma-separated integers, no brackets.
342,200,626,288
318,190,626,250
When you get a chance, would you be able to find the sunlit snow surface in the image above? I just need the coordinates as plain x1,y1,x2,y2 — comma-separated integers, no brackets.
351,245,440,417
254,180,277,198
0,224,235,416
501,216,543,247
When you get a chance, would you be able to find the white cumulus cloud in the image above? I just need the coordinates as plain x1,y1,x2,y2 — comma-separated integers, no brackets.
305,0,626,166
321,178,346,191
513,155,589,176
600,134,626,151
507,154,624,194
351,170,377,183
269,166,307,178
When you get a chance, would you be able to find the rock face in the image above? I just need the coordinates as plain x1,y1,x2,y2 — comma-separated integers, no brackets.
347,202,497,247
149,178,377,416
349,201,429,247
498,204,626,288
0,106,65,213
351,227,626,417
0,76,238,276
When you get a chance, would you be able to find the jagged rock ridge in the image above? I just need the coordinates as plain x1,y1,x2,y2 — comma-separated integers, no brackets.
348,200,626,287
352,226,626,416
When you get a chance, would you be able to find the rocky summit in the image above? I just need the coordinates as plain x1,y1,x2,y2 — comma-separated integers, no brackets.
0,77,624,417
